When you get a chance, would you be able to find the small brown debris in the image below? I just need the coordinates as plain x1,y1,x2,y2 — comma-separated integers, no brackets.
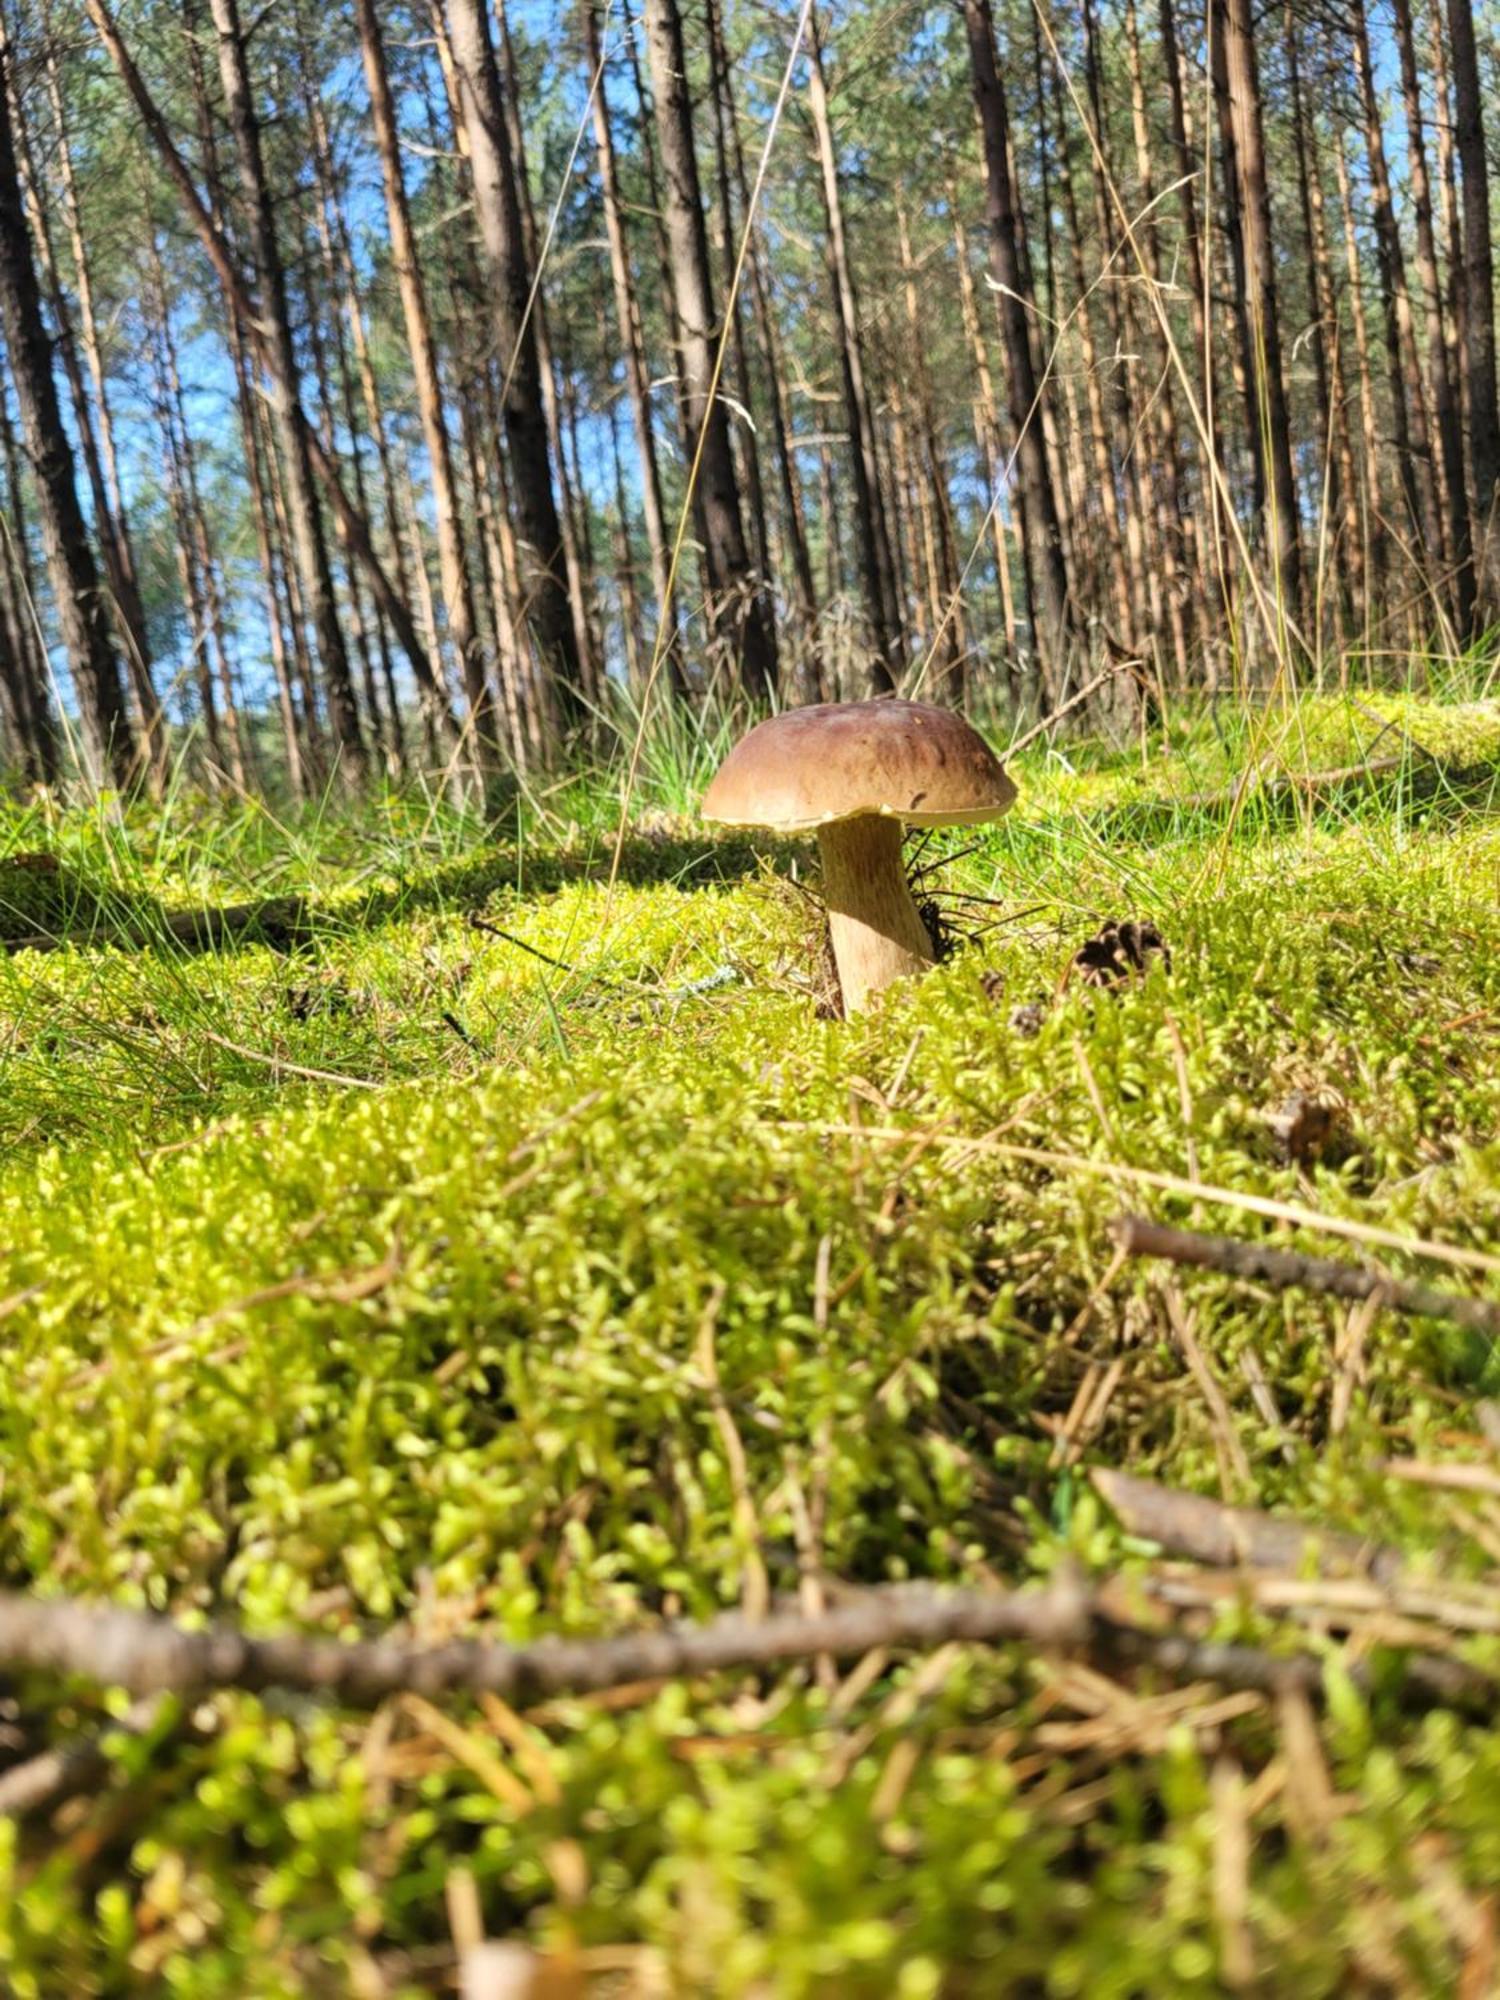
1263,1089,1349,1167
0,851,60,874
1067,918,1171,990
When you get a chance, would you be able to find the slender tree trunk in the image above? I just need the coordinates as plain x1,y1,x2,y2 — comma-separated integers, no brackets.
356,0,496,771
1394,0,1473,627
1285,3,1360,624
1218,0,1303,618
1121,0,1193,677
35,5,165,781
709,6,817,644
87,0,454,752
205,0,363,776
962,0,1074,698
1427,0,1468,456
144,225,247,787
703,0,773,604
1161,0,1226,620
1048,55,1131,649
494,0,600,709
0,29,132,786
950,197,1018,655
182,14,309,791
0,402,56,781
1079,0,1153,659
444,0,584,729
1331,121,1390,602
896,199,965,697
143,246,225,780
806,13,901,689
1446,0,1500,607
582,3,681,678
641,0,777,697
1351,0,1443,576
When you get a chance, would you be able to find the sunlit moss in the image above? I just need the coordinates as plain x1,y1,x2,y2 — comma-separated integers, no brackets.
2,699,1500,1991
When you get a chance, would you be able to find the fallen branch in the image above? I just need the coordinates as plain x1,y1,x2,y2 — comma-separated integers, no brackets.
0,1580,1089,1708
1092,1468,1405,1583
0,1569,1491,1745
1112,1214,1500,1339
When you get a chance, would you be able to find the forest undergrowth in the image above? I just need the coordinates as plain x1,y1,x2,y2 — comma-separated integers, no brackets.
4,685,1500,1993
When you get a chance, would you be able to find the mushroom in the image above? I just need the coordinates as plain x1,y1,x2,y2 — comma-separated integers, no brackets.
701,698,1017,1013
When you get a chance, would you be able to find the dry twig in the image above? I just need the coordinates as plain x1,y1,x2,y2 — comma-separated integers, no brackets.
1113,1214,1500,1338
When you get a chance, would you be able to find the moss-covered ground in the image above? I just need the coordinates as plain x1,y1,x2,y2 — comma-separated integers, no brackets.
4,691,1500,1994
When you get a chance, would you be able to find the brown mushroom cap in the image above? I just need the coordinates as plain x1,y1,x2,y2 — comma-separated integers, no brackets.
701,699,1017,833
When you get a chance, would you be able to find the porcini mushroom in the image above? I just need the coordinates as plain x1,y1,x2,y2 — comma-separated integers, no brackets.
701,699,1017,1013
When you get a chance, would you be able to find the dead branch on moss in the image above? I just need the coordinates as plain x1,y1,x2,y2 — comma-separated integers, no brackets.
0,1561,1496,1762
1112,1214,1500,1340
1092,1468,1405,1582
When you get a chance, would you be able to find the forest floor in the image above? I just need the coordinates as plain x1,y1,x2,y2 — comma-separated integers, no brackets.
4,687,1500,1994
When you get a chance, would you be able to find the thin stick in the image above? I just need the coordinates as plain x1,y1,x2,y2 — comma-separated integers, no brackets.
0,1565,1491,1719
763,1122,1500,1279
1113,1214,1500,1338
198,1029,380,1091
1092,1467,1404,1582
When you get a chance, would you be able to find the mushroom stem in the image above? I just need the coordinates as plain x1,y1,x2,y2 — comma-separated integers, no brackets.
818,814,935,1013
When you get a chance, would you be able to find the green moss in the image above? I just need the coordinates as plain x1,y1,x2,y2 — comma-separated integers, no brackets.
4,698,1500,1991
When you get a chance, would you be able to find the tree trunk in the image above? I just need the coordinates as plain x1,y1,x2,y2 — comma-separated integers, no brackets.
1331,121,1390,604
806,14,901,689
1446,0,1500,608
0,27,132,786
206,0,364,778
1350,0,1443,577
35,4,164,781
493,0,601,711
640,0,777,698
1160,0,1227,621
896,199,965,697
711,12,818,642
702,0,773,608
88,0,456,754
1285,2,1361,625
582,3,681,681
1218,0,1304,618
444,0,584,732
962,0,1074,698
356,0,496,771
1393,0,1473,628
950,196,1018,656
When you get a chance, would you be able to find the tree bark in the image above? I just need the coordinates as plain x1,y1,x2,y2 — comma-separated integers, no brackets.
86,0,455,754
962,0,1074,698
444,0,584,730
35,3,164,782
1393,0,1473,629
356,0,496,772
582,3,681,679
806,14,901,689
1350,0,1443,576
1218,0,1304,618
1445,0,1500,608
641,0,777,697
206,0,364,778
1331,121,1390,604
0,27,132,786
